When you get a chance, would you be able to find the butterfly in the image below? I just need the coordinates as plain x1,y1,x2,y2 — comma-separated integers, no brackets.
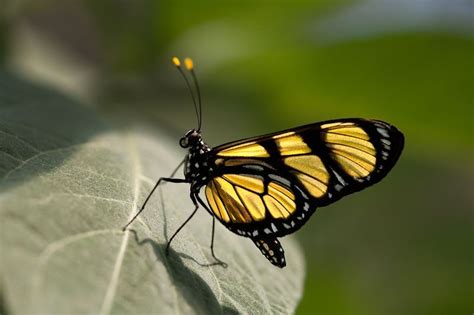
123,57,405,268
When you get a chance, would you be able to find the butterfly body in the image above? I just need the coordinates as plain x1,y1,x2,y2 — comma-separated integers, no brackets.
181,130,213,192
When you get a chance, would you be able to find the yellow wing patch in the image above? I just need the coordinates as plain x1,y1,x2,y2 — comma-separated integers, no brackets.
205,182,230,223
205,175,298,224
323,123,376,178
273,132,311,156
215,177,252,223
268,182,296,215
263,195,289,219
284,155,329,198
235,186,265,220
320,122,353,129
296,173,326,198
222,174,264,193
284,155,329,183
217,142,269,157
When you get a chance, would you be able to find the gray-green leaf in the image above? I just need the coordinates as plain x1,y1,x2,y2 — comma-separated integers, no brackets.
0,71,305,315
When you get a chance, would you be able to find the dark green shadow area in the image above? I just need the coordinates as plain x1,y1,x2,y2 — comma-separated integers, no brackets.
0,70,107,192
296,155,473,315
128,230,238,315
0,20,6,65
0,289,10,315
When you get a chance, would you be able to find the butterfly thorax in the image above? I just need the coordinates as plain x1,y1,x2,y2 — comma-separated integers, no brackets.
181,131,213,191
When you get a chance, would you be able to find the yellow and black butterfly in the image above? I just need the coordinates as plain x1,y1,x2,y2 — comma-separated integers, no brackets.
123,57,405,268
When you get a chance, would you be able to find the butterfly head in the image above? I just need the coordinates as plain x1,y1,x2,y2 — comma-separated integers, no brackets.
179,129,202,148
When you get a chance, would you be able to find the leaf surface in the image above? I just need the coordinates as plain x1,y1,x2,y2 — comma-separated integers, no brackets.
0,71,305,315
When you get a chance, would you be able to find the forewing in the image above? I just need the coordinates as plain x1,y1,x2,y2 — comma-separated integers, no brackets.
206,118,404,237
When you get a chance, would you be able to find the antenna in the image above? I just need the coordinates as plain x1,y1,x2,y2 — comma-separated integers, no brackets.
184,58,202,131
172,57,200,131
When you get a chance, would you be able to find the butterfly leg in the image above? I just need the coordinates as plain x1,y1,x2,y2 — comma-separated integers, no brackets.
251,237,286,268
165,193,199,255
195,194,228,267
209,216,228,267
122,159,187,231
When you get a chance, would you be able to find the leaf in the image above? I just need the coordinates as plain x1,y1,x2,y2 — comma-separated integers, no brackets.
0,70,106,191
0,71,305,314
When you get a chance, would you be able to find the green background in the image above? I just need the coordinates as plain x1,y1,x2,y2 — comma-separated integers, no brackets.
2,1,472,314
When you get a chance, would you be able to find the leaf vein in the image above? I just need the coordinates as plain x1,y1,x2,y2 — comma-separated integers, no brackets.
0,127,41,153
1,143,83,181
99,135,142,315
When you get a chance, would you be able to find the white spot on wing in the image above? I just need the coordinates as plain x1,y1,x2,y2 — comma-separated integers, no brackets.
381,139,391,146
377,127,390,137
332,169,347,186
271,223,278,232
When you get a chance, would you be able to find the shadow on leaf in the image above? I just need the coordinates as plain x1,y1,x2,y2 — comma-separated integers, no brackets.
128,229,238,315
0,70,107,192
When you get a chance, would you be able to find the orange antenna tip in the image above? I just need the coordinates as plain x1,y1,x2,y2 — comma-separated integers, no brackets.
172,56,181,67
184,58,194,70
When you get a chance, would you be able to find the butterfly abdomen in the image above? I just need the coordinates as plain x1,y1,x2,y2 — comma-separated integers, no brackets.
252,237,286,268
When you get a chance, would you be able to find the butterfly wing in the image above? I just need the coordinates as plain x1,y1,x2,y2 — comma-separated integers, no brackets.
204,162,312,237
206,118,404,233
204,118,404,265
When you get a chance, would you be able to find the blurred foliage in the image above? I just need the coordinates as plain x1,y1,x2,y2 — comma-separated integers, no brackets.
1,0,473,314
81,1,349,74
220,34,473,154
0,18,6,64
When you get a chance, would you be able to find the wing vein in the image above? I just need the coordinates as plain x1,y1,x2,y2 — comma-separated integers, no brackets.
326,141,375,155
331,149,374,172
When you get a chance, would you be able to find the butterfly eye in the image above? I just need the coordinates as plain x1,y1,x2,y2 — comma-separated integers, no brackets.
179,136,189,148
